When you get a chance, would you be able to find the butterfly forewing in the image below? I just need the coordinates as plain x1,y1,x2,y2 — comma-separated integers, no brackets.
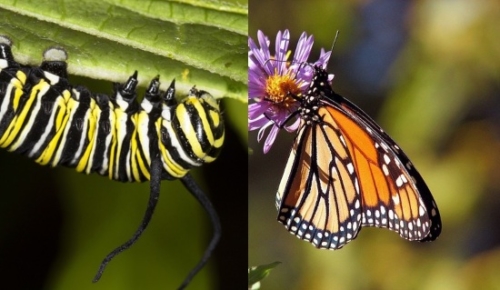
277,111,363,249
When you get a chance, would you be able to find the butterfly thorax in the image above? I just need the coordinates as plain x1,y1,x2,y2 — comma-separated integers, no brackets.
298,93,321,125
297,66,334,126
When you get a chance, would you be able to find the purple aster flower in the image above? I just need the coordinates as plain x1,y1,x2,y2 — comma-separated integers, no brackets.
249,30,333,153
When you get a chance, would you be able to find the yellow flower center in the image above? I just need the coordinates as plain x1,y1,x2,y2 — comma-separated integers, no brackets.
265,73,301,106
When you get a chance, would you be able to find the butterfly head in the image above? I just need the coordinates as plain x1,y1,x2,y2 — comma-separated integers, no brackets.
295,65,335,125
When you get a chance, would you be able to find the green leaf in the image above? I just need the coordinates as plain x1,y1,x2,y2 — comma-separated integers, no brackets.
0,0,247,101
248,261,281,289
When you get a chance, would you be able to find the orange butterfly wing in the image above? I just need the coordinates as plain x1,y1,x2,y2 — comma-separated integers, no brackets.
276,66,441,249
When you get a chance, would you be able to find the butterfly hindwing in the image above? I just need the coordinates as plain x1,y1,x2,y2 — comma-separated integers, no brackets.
335,95,441,241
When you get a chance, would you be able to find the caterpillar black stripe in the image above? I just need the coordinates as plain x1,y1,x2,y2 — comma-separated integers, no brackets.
0,36,224,289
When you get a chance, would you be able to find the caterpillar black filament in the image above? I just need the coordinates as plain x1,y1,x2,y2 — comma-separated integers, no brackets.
0,36,224,289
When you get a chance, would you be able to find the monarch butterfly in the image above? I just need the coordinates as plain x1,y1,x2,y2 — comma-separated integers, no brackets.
0,36,224,288
276,64,441,249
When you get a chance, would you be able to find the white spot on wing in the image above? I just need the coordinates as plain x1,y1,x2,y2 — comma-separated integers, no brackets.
395,176,403,187
419,205,426,216
392,194,400,205
347,163,355,174
382,164,389,176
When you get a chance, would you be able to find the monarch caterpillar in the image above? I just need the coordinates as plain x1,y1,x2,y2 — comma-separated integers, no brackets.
276,64,441,248
0,35,224,288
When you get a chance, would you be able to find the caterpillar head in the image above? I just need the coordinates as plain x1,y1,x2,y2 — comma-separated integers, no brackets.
159,87,225,178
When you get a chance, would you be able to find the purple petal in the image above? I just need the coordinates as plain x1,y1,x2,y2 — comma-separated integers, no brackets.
248,30,334,153
263,125,280,154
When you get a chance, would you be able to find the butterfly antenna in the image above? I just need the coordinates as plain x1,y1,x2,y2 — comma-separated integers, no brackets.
331,30,340,52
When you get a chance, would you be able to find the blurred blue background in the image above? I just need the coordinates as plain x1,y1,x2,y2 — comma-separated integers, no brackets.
249,0,500,289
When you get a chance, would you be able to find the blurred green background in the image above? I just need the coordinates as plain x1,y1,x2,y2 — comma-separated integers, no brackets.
0,1,247,289
249,0,500,289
